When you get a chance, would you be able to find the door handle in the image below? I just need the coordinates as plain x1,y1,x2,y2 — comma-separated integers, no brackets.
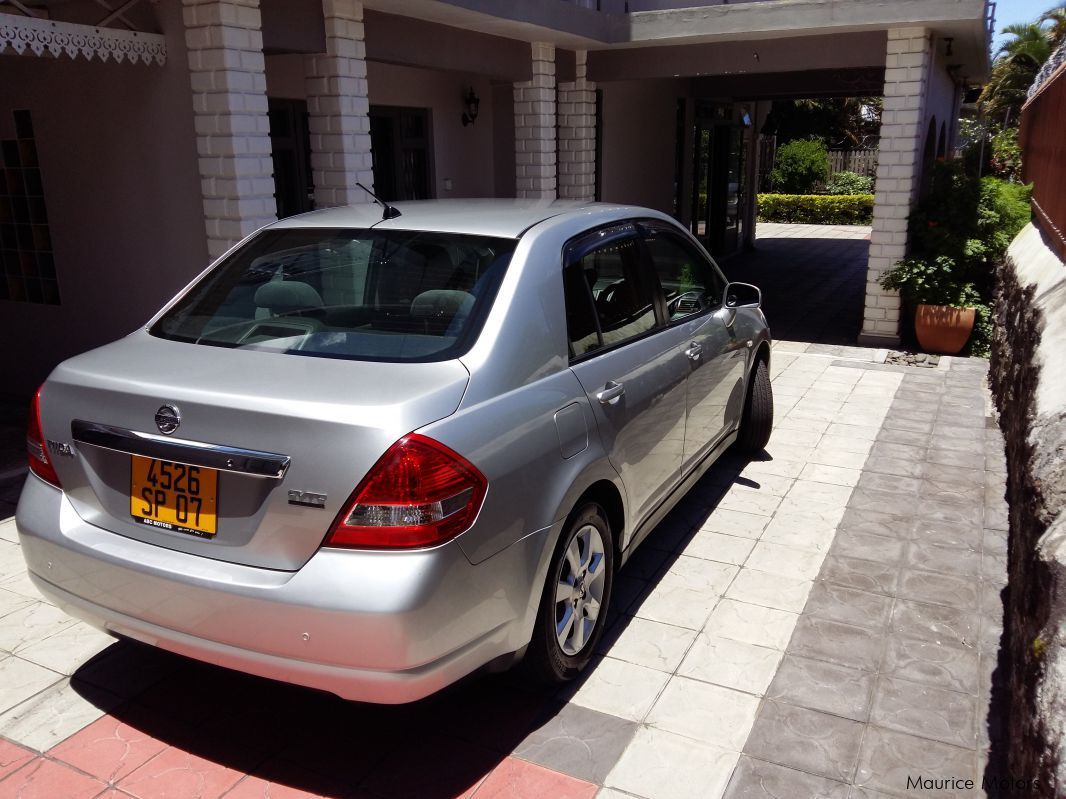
684,342,703,361
596,381,626,405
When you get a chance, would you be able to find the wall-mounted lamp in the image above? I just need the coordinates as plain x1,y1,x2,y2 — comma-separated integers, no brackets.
461,87,480,127
943,37,954,57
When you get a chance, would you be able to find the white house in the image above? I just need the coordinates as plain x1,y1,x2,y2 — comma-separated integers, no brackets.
0,0,993,397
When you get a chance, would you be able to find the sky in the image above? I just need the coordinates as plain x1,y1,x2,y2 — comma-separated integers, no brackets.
992,0,1061,51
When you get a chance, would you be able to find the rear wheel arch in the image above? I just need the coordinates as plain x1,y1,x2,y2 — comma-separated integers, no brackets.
571,480,625,567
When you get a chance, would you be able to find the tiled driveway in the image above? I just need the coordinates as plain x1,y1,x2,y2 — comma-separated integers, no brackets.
0,345,1007,799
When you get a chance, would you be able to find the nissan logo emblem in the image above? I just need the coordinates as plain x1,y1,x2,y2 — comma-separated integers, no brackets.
155,404,181,435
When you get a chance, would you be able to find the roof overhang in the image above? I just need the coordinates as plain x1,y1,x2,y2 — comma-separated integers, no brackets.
0,10,165,65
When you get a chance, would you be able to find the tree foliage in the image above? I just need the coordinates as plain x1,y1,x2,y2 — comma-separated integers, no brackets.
768,138,829,194
762,98,882,149
979,5,1065,125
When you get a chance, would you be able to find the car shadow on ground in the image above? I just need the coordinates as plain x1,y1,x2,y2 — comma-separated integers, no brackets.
64,451,759,798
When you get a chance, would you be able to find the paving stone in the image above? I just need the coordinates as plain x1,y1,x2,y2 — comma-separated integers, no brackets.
903,542,982,578
699,509,771,539
646,676,760,750
765,654,875,722
759,517,838,554
678,634,784,696
743,699,864,782
0,656,61,716
908,519,982,550
890,599,979,649
606,727,739,799
914,499,984,528
0,602,77,655
705,599,799,651
897,569,979,610
514,703,637,785
926,447,982,469
725,568,812,613
681,530,756,565
723,755,850,799
829,531,905,564
596,616,697,673
565,657,670,723
857,472,923,495
845,489,918,519
875,428,930,448
819,554,900,596
787,615,884,672
0,677,120,752
837,509,911,539
804,582,892,630
882,416,934,434
657,556,738,595
632,582,721,631
862,457,925,480
747,541,827,581
854,727,977,797
0,756,107,799
870,675,978,749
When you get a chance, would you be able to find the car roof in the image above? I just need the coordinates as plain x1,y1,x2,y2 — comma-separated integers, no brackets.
267,198,668,238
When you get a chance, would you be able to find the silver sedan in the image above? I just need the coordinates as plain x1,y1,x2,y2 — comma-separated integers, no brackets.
17,199,772,703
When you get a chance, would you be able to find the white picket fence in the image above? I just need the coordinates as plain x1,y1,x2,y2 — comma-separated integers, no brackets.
828,148,878,177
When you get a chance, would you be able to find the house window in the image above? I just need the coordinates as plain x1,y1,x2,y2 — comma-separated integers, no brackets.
0,110,58,305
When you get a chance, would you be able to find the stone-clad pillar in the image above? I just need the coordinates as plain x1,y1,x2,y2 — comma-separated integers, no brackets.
860,27,933,347
305,0,374,208
558,50,596,202
514,42,557,199
183,0,277,259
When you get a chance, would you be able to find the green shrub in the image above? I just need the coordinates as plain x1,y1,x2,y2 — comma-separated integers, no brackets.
769,139,829,194
879,160,1032,356
989,126,1023,181
824,171,874,195
756,194,874,225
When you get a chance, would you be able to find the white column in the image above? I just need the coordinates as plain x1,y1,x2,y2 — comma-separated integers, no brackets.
860,27,932,347
183,0,276,260
305,0,374,208
514,42,557,199
558,50,596,202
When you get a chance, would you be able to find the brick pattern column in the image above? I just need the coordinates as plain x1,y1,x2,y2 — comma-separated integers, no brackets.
305,0,374,208
183,0,276,260
514,42,557,199
558,50,596,202
860,27,932,346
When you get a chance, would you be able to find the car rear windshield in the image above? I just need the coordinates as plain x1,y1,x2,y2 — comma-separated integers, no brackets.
150,228,517,362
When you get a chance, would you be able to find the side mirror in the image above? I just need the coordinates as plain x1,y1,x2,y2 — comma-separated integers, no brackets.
725,282,762,310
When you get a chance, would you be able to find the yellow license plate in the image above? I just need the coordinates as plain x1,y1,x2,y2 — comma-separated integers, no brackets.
130,456,218,537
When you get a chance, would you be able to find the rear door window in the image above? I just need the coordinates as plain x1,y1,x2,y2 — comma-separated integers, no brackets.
151,228,516,362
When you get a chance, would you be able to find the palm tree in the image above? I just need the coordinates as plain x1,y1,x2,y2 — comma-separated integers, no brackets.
1040,6,1066,48
979,20,1055,124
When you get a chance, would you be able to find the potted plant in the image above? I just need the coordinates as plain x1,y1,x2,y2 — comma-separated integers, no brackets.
878,255,980,354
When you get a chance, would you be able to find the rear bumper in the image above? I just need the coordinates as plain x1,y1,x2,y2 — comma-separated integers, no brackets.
16,475,553,703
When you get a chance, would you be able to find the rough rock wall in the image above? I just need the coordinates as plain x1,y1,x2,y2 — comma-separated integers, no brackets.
990,223,1066,794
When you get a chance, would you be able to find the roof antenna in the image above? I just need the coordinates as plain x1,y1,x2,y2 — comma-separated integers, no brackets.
356,182,402,220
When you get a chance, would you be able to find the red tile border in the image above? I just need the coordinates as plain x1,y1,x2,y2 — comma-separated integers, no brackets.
472,757,598,799
117,746,244,799
0,757,107,799
49,715,168,784
221,775,329,799
0,740,35,783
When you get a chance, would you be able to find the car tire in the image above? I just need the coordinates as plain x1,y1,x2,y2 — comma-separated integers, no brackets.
735,358,773,454
526,503,614,684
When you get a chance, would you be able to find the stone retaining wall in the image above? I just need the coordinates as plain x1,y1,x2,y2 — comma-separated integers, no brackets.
989,222,1066,795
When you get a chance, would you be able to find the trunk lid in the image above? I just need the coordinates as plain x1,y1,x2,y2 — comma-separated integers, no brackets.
40,332,469,571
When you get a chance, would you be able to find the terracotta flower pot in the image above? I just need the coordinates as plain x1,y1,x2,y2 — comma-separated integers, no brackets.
914,304,976,355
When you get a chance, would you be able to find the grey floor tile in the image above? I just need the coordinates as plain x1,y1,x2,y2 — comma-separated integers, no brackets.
857,473,923,496
854,726,977,797
881,634,980,694
870,675,978,749
981,553,1008,584
908,519,982,550
766,654,874,722
903,542,982,578
787,615,884,672
896,569,979,610
819,555,899,596
804,582,892,630
514,702,637,784
868,442,926,462
981,529,1008,557
875,428,930,448
862,457,925,480
890,600,979,649
845,489,919,520
723,755,850,799
830,532,905,565
881,416,933,435
838,510,912,540
926,447,981,470
743,699,864,783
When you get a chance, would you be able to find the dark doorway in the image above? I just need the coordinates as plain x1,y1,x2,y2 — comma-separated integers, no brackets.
689,103,746,257
369,106,433,202
267,98,313,219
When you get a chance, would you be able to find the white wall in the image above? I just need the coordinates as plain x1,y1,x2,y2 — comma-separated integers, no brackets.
599,79,687,213
925,44,960,154
0,1,208,400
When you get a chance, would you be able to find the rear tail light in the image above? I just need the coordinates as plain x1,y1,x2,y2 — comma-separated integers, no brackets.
27,385,61,487
325,433,487,549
